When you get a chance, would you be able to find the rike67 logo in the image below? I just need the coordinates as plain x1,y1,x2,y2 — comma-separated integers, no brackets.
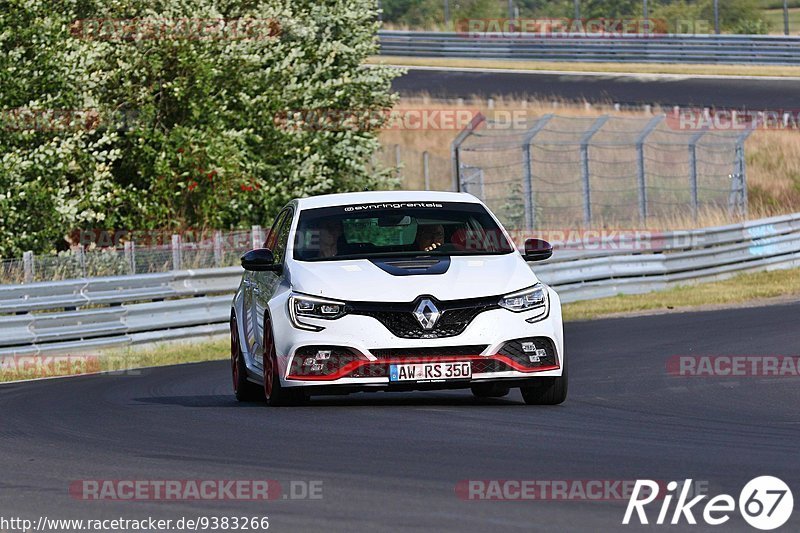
623,476,794,530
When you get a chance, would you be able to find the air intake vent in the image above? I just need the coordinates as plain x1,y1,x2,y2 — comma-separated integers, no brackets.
384,259,440,269
370,257,451,276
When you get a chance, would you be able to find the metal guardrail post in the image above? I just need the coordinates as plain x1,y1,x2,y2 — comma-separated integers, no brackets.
172,234,182,271
422,151,430,191
635,115,665,223
688,129,708,223
23,251,34,283
450,113,485,192
579,116,610,226
213,231,223,267
522,114,554,230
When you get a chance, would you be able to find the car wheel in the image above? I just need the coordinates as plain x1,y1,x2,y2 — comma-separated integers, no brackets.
231,313,263,402
520,358,568,405
470,383,510,398
263,317,305,407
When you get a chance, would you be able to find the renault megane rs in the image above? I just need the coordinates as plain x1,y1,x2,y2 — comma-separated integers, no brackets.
230,191,566,405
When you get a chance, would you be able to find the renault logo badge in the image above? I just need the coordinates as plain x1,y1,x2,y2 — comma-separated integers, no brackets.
413,298,440,330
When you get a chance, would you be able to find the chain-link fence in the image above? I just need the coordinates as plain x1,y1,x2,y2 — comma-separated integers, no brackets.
0,228,258,285
452,113,752,229
373,144,453,191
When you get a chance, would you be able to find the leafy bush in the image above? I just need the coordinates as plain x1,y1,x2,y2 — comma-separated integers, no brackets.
0,0,399,257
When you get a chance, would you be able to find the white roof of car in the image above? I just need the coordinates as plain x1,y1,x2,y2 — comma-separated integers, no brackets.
295,190,481,210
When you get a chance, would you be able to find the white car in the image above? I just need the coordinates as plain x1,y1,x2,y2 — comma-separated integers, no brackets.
230,191,566,406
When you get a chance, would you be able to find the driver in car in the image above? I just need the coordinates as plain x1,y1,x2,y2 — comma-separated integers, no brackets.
415,224,445,252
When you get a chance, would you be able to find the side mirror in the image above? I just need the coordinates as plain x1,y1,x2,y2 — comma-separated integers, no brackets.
523,238,553,262
241,248,281,272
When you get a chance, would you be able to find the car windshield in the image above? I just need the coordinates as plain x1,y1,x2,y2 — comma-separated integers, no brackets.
293,201,515,261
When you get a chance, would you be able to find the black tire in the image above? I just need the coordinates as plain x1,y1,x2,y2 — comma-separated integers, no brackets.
470,383,510,398
520,359,568,405
263,317,305,407
231,313,264,402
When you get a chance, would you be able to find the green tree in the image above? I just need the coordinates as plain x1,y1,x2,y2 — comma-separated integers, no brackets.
0,0,400,256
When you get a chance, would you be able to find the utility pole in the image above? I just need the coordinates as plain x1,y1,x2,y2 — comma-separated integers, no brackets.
574,0,580,20
444,0,450,27
713,0,720,34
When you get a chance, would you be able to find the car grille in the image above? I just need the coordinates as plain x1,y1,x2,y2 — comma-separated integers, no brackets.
371,345,488,358
347,295,499,339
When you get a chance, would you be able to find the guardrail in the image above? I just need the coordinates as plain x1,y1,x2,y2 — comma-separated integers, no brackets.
1,213,799,355
378,31,800,65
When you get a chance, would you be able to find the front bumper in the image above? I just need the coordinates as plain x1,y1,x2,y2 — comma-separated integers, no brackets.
270,288,565,389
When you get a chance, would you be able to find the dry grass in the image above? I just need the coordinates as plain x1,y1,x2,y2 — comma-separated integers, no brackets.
562,267,800,321
369,56,800,78
381,95,800,229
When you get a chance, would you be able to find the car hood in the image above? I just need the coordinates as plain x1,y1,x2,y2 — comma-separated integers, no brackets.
288,254,539,302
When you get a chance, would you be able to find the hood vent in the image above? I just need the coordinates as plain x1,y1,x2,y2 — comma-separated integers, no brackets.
369,257,451,276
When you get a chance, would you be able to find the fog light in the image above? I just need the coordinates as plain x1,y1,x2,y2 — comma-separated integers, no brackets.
315,350,331,360
304,357,315,366
310,363,324,372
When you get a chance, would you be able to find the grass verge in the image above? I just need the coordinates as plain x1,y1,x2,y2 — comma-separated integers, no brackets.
562,267,800,321
0,338,228,383
369,56,800,78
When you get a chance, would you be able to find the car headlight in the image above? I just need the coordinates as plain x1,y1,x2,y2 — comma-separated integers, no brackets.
498,284,549,321
288,293,346,330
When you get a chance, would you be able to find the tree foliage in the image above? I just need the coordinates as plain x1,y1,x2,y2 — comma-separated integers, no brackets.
0,0,399,256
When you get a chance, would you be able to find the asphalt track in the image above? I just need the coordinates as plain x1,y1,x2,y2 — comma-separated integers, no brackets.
393,67,800,108
1,301,799,532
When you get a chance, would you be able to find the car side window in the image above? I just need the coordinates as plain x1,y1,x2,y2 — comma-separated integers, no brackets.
271,209,293,265
265,211,287,250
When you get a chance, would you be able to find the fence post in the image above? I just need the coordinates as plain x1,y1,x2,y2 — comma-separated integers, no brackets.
522,114,554,231
394,144,402,182
124,241,136,275
732,129,753,217
579,115,610,226
76,245,86,278
251,225,263,250
422,151,430,190
784,0,790,36
213,230,223,267
23,251,34,283
635,115,665,223
688,129,708,222
450,113,486,192
172,234,182,270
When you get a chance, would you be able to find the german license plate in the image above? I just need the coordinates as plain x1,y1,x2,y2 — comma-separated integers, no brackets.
389,361,472,382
